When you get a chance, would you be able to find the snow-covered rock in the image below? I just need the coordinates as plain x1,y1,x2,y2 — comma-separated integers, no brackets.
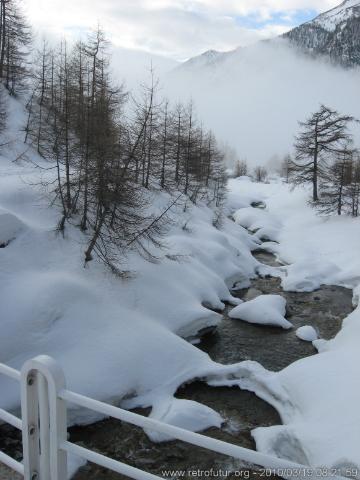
254,226,280,243
0,210,25,246
228,294,293,329
145,397,223,442
233,207,281,234
282,257,342,292
296,325,318,342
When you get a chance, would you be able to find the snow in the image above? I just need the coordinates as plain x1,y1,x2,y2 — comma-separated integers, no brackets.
2,93,360,475
233,206,281,234
230,177,360,293
68,456,87,479
226,176,360,472
296,326,319,342
283,258,342,292
145,397,223,442
313,0,360,32
179,49,225,71
0,96,258,434
229,295,293,330
253,226,280,243
0,210,25,245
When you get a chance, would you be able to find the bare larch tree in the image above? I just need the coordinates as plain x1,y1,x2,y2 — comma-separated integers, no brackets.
291,105,356,202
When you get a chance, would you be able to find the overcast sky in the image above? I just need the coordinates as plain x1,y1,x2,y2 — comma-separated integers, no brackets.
24,0,341,60
24,0,340,60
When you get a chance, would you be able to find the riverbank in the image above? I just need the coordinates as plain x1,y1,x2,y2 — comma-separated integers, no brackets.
1,146,360,477
228,177,360,473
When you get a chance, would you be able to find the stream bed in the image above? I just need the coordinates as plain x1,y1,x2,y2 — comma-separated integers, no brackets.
0,252,354,480
70,251,353,480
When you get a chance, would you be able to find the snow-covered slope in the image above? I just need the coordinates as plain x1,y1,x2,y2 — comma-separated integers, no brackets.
283,0,360,67
313,0,360,32
0,92,260,433
177,49,229,72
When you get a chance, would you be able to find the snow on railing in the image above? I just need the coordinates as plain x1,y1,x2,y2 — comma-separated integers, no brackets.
0,356,348,480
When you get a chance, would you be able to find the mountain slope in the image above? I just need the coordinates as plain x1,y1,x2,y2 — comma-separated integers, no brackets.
283,0,360,67
180,0,360,70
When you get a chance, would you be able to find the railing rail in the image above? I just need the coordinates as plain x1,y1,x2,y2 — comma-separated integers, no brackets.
0,355,348,480
0,362,24,475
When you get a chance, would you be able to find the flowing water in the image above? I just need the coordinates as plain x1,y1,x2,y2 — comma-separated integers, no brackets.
0,251,354,480
70,250,353,480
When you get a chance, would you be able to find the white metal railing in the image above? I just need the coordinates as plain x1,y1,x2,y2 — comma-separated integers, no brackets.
0,362,24,476
0,355,348,480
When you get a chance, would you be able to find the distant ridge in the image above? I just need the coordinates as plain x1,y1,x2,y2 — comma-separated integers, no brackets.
180,0,360,70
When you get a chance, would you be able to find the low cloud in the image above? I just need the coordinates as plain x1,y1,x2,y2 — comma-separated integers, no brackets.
24,0,340,60
163,40,360,167
23,1,359,169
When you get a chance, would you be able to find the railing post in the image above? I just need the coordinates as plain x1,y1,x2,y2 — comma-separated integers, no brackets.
21,356,68,480
20,367,41,480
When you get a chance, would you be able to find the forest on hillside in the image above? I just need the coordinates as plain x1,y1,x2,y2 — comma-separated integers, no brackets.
0,0,227,271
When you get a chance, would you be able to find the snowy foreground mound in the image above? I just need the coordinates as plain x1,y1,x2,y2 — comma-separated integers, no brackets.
229,295,292,329
296,326,318,342
229,177,360,473
0,210,25,246
146,398,223,442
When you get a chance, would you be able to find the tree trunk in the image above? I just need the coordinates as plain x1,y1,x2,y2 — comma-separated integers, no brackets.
313,139,319,202
0,0,6,79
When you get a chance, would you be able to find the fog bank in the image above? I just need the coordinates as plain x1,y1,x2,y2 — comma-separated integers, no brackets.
162,41,360,168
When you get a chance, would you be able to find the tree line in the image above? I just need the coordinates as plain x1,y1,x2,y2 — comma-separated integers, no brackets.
21,29,227,270
0,0,30,136
233,159,268,183
0,1,228,271
232,105,359,219
0,0,30,95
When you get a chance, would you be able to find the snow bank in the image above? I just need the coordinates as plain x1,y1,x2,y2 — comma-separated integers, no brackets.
2,94,360,473
245,322,360,471
253,226,280,243
283,257,342,292
229,295,292,329
0,95,259,436
232,189,282,245
233,206,281,234
228,176,360,472
226,177,266,214
296,326,318,342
